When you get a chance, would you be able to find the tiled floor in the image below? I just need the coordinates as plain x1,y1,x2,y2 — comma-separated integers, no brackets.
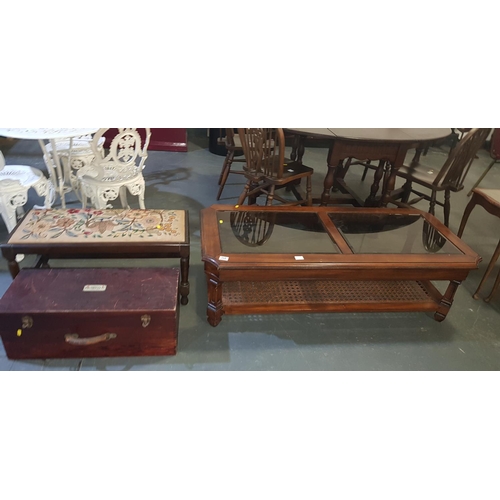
1,130,499,370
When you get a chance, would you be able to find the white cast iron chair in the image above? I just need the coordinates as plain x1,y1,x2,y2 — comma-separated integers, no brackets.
0,150,55,233
77,128,151,209
43,134,106,199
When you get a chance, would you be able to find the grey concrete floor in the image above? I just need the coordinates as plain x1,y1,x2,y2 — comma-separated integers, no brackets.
1,129,499,371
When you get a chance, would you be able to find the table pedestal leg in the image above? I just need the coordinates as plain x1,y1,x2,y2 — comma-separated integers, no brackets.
365,160,386,206
320,161,340,206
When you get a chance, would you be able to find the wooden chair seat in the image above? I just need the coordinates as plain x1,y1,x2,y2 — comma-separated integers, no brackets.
396,164,462,193
273,159,314,183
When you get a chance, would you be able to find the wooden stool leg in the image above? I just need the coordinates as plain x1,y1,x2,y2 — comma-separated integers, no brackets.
179,253,190,305
7,258,20,279
473,238,500,300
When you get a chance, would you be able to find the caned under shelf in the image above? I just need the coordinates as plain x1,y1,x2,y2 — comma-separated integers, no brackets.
222,279,442,314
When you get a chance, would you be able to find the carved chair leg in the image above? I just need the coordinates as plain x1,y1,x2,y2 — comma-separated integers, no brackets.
428,191,437,216
401,180,413,203
443,190,451,227
0,200,17,233
306,176,312,206
361,160,371,181
457,193,478,237
119,186,129,209
237,181,251,206
468,159,497,196
485,267,500,303
138,187,146,209
473,238,500,300
266,185,276,206
218,151,230,185
217,150,235,200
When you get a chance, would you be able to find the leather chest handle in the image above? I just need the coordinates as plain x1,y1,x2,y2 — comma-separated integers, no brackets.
65,333,117,345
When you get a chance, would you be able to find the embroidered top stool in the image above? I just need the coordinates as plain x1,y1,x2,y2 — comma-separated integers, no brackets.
457,188,500,302
1,208,190,305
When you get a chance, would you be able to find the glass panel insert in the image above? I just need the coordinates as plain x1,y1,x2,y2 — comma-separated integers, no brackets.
217,211,340,254
328,212,463,255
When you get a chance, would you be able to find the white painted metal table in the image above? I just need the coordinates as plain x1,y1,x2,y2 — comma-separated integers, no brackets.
0,128,99,208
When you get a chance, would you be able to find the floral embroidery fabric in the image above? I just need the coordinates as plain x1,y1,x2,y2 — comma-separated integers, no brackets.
8,209,186,244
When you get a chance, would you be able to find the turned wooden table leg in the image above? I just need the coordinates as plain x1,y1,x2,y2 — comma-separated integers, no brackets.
7,258,20,278
290,134,299,162
206,267,223,327
434,279,461,322
297,136,306,164
179,251,190,305
381,162,398,207
365,160,385,206
2,249,20,278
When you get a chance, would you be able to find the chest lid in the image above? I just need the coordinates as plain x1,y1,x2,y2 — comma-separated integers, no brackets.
0,268,179,314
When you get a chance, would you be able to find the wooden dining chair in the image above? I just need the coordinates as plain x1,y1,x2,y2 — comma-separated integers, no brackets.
216,128,246,200
389,128,491,227
467,129,500,195
236,128,313,206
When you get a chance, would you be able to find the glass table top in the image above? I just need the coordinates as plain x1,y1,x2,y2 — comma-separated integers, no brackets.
215,210,463,256
328,212,463,255
217,211,341,254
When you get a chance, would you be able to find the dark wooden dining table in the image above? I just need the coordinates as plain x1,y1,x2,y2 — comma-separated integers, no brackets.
285,128,452,207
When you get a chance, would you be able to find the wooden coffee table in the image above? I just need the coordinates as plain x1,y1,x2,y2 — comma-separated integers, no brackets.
1,208,190,305
201,205,480,326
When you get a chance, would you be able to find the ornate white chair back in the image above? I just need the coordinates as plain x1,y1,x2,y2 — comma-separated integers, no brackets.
91,128,152,172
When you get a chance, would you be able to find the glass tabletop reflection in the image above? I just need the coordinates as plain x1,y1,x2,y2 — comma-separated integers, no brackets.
217,210,341,254
328,212,463,255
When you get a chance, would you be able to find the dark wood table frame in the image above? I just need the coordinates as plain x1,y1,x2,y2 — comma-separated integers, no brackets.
1,211,191,305
201,204,480,326
285,128,452,207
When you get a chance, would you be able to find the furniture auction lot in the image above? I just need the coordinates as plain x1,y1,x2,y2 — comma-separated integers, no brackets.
201,204,480,327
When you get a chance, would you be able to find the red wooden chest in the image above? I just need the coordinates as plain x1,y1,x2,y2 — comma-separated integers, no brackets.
0,268,179,359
